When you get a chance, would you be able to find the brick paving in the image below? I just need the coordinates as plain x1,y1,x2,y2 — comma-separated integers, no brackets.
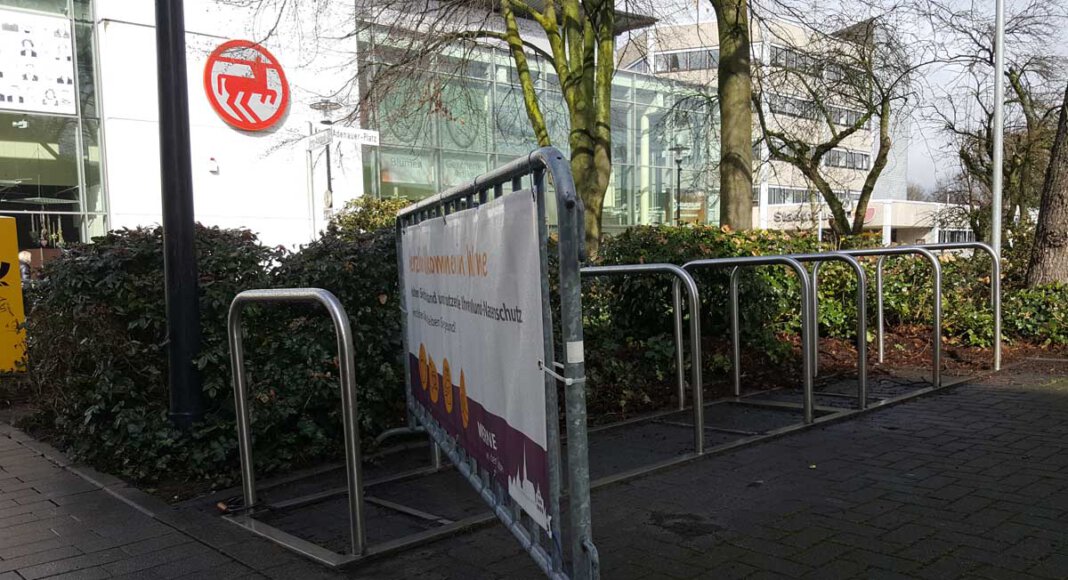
4,361,1068,578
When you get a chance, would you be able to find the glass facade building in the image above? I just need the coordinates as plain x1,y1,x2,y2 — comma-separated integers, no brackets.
0,0,105,250
359,41,719,232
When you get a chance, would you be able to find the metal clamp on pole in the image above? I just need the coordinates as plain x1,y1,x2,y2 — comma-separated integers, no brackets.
684,256,815,424
581,264,705,454
227,288,366,564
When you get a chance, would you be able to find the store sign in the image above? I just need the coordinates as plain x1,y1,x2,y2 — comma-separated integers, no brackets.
772,206,877,226
677,191,707,225
0,218,25,372
381,150,434,185
401,192,550,530
0,8,76,116
203,40,289,131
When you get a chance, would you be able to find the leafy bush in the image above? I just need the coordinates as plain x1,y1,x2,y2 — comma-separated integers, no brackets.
268,225,405,437
329,196,413,237
596,226,823,361
24,226,282,483
24,223,405,486
21,218,1066,488
1003,283,1068,346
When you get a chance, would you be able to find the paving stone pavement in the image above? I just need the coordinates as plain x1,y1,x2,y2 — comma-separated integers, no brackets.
5,362,1068,579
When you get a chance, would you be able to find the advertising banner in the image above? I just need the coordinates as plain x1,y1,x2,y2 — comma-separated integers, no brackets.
0,218,25,372
402,192,549,530
0,7,76,116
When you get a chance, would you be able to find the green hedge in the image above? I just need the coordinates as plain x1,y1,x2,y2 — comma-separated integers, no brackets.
25,224,403,485
25,226,279,482
20,221,1062,486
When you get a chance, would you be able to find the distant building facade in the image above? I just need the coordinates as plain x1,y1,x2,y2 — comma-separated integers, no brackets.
620,20,970,244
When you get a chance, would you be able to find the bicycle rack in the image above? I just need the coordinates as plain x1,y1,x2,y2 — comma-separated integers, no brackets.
225,288,492,568
683,256,816,423
731,252,868,409
822,246,944,387
581,264,704,454
227,288,365,566
922,242,1001,371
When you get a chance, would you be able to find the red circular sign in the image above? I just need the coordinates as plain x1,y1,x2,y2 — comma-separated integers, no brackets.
204,40,289,131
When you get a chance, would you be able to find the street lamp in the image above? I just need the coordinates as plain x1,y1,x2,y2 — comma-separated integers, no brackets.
668,144,689,225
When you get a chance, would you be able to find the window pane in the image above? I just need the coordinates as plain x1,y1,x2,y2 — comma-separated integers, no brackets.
0,0,67,14
82,118,103,212
0,112,82,213
438,80,488,151
75,21,96,117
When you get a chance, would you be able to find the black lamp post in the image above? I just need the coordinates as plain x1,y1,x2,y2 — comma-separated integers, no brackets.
668,144,689,225
155,0,201,428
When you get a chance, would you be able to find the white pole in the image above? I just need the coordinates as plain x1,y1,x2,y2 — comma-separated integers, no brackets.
991,0,1005,257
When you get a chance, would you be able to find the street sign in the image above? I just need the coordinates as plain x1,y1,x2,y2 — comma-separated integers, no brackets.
305,127,380,151
204,40,289,132
307,128,332,150
332,126,380,146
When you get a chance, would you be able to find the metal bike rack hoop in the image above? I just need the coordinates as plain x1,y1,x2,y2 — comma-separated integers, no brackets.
922,242,1001,371
683,256,816,424
763,252,868,409
227,287,365,566
581,264,705,454
832,246,944,387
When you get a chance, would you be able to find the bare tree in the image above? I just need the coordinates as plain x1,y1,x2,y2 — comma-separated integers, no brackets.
1027,81,1068,286
752,9,934,237
924,0,1068,230
927,171,991,239
229,0,671,254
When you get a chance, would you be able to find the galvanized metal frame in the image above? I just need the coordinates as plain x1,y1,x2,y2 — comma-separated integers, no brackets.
736,253,868,409
581,264,704,454
683,256,816,423
828,246,944,386
395,147,596,580
922,242,1001,371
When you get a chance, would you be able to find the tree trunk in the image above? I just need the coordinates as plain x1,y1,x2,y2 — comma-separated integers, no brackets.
573,153,609,256
1026,82,1068,287
713,0,753,230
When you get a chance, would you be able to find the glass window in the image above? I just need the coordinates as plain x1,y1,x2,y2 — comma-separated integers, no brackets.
610,101,631,164
378,146,436,200
938,230,976,243
0,112,82,214
0,0,68,14
81,118,102,212
438,80,488,151
80,213,107,240
440,152,488,189
493,84,535,157
376,79,433,147
75,21,95,117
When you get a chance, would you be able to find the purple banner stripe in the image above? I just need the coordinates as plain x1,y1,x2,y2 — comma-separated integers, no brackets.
409,353,549,523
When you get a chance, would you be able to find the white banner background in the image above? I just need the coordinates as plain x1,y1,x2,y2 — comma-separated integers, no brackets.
402,191,550,529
